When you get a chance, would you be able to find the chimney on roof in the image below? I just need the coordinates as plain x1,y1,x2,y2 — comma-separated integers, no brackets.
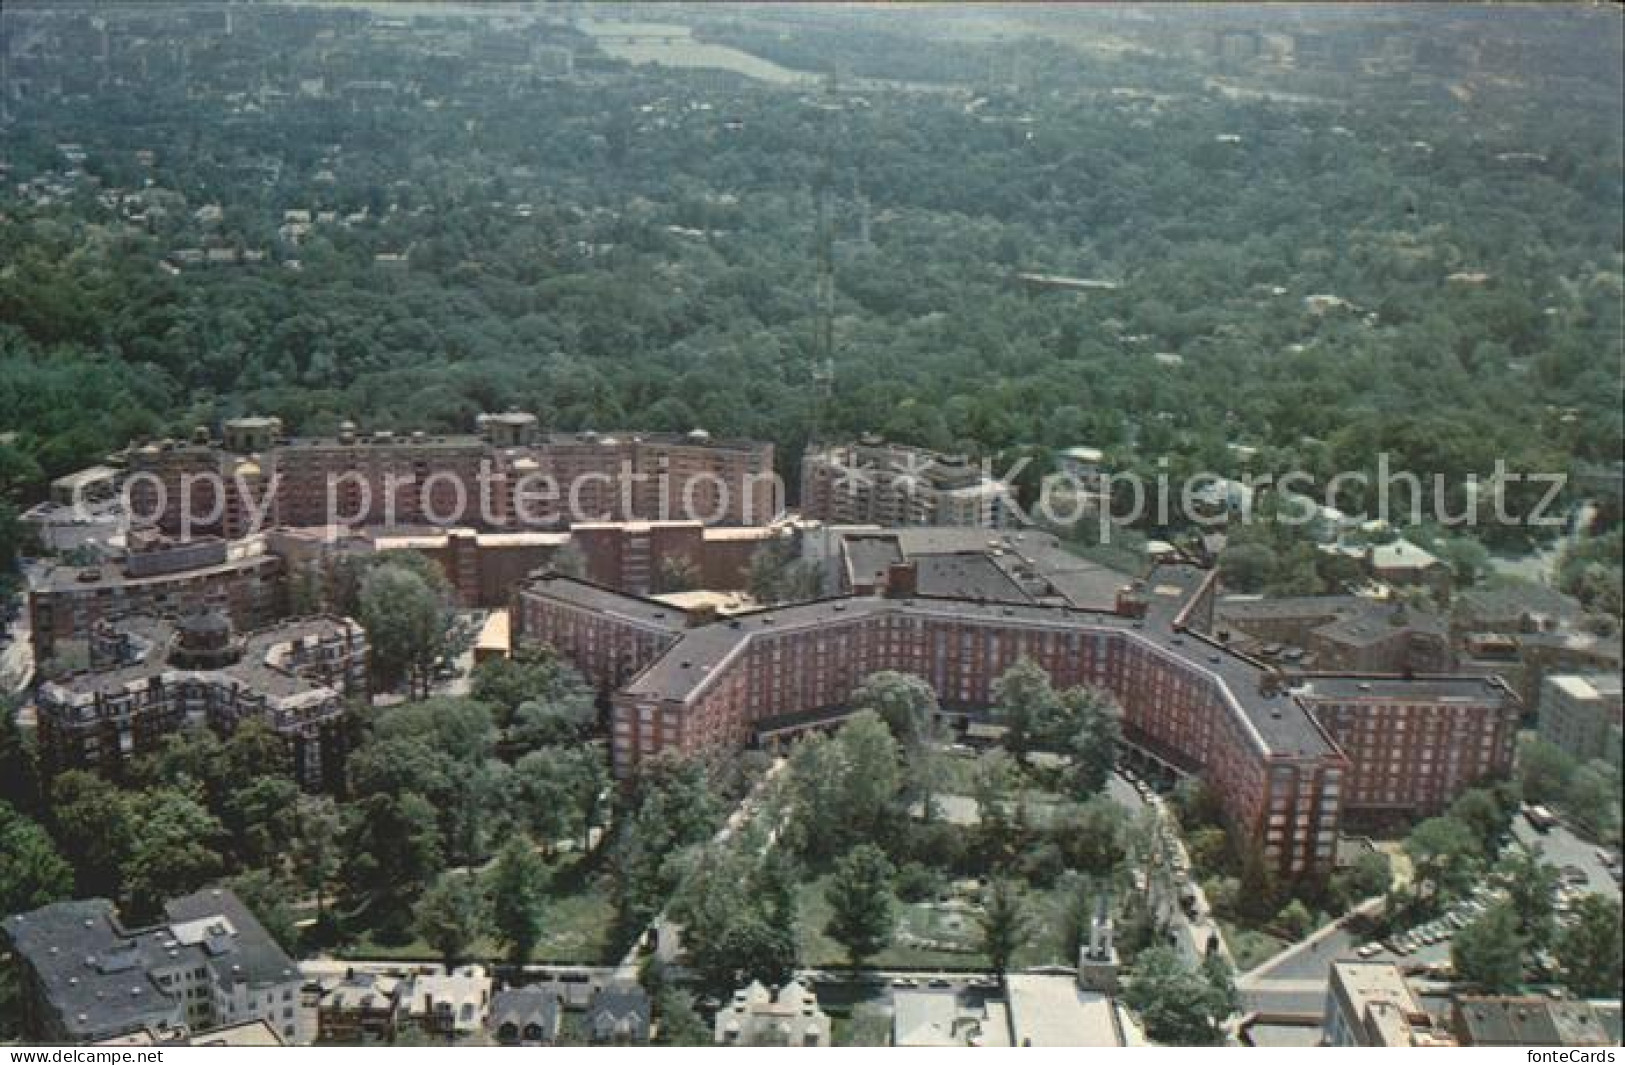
1116,585,1148,619
883,561,918,600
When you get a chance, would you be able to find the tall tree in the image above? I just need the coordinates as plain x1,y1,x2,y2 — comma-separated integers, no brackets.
0,802,73,915
610,753,722,932
677,850,798,992
1123,945,1229,1046
360,561,456,697
1517,738,1577,807
1496,848,1559,953
290,794,344,924
342,791,445,923
1060,685,1121,796
1404,816,1481,903
825,844,896,970
1556,894,1622,999
488,839,548,965
472,644,594,732
0,700,40,814
47,771,135,897
784,713,900,860
1449,787,1511,855
121,789,227,918
979,878,1029,979
991,657,1058,762
850,671,939,748
653,986,710,1047
228,869,299,953
414,871,489,971
1200,951,1241,1021
1451,902,1525,993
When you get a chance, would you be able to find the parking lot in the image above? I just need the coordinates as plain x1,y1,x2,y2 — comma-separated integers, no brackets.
1240,810,1622,1020
1512,813,1621,903
1340,810,1620,980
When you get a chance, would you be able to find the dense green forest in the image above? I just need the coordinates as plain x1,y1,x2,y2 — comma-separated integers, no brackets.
1,3,1621,532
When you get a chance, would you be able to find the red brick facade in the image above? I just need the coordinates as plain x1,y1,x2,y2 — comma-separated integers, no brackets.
514,567,1516,881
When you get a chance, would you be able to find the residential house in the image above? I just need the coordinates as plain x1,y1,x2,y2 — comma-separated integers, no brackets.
1451,996,1613,1047
316,971,400,1044
396,967,491,1042
488,987,561,1047
585,983,650,1044
714,979,831,1047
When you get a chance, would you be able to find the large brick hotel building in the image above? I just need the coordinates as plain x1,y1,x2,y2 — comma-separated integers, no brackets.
125,412,780,536
515,560,1517,881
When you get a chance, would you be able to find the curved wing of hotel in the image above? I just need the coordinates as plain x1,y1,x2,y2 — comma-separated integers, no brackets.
516,539,1517,884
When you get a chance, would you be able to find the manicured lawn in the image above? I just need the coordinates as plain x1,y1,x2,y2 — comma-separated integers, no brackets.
338,853,622,965
799,875,985,969
832,1005,894,1047
1220,921,1289,972
796,874,1075,971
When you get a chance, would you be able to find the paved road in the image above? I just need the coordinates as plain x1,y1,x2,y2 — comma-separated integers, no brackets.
615,756,788,975
1237,899,1386,1019
1234,804,1625,1021
1513,815,1620,902
1108,772,1235,972
1,598,33,695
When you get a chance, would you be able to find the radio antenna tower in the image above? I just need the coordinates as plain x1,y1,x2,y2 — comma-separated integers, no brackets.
810,68,841,444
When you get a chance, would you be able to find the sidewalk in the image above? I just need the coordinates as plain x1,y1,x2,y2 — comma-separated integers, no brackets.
1238,895,1382,987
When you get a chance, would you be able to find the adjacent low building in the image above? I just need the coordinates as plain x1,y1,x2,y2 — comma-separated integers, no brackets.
487,986,562,1047
1538,673,1623,770
584,983,651,1044
35,610,367,790
891,989,1010,1047
1450,996,1615,1047
316,971,401,1044
4,889,309,1046
395,967,492,1042
1323,961,1455,1047
1005,974,1125,1047
714,979,831,1047
1216,595,1455,675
